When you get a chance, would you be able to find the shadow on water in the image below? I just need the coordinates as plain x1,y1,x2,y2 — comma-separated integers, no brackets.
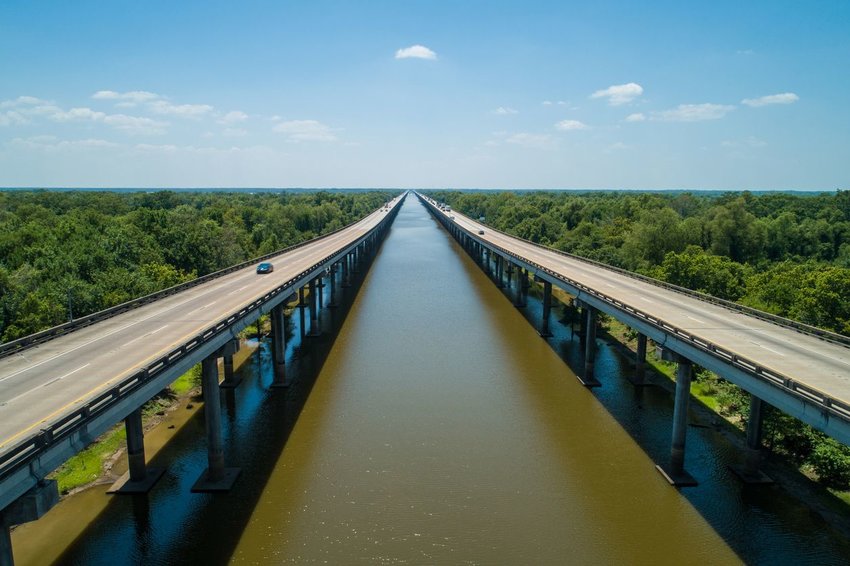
54,238,388,566
446,215,850,565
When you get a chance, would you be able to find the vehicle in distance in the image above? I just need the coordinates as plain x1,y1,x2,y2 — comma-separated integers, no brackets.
256,262,274,274
478,229,485,235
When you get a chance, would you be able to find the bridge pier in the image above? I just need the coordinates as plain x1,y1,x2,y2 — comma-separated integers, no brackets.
192,353,240,492
630,333,648,385
317,277,325,309
495,255,505,288
657,354,698,486
506,263,513,288
107,407,166,494
328,264,338,308
308,279,321,337
341,254,351,287
730,395,773,483
539,279,553,337
219,339,241,388
1,480,59,566
580,306,601,387
514,268,526,308
270,304,287,388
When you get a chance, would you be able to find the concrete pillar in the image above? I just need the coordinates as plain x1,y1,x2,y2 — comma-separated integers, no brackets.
308,278,320,336
342,254,351,287
656,355,697,486
192,354,240,491
270,303,287,387
731,395,773,483
540,280,552,337
317,277,325,308
126,407,146,482
506,263,514,287
632,333,647,385
223,355,234,383
583,307,599,386
0,520,10,566
514,268,526,308
298,286,306,339
496,255,505,288
328,264,338,308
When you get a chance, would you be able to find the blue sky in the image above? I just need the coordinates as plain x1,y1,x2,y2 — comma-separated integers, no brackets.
1,0,848,189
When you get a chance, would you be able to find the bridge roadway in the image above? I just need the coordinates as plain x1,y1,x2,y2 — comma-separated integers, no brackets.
418,193,850,448
0,194,404,514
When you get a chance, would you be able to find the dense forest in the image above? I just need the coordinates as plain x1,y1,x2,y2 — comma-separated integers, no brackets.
427,190,850,336
0,190,394,342
426,189,850,489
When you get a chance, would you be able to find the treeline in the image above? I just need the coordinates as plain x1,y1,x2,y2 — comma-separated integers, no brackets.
428,190,850,336
0,190,395,342
427,188,850,489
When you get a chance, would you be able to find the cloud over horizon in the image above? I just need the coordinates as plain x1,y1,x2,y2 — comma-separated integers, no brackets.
395,45,437,60
591,82,644,106
741,93,799,107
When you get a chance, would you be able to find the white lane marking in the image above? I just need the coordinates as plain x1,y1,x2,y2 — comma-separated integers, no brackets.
686,315,706,324
750,341,786,357
227,285,250,296
199,301,217,310
120,324,170,348
640,297,655,304
39,363,92,390
606,283,616,288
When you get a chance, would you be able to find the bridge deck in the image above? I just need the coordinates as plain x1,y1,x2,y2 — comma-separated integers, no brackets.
0,199,399,457
446,209,850,408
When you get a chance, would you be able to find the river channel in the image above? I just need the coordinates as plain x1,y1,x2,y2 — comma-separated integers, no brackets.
21,197,850,564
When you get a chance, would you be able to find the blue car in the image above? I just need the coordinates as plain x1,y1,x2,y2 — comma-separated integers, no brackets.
256,262,274,274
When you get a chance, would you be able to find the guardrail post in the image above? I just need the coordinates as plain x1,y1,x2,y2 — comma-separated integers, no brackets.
308,278,321,337
630,333,648,385
270,303,287,388
539,280,553,337
108,408,166,494
192,354,240,492
656,354,697,486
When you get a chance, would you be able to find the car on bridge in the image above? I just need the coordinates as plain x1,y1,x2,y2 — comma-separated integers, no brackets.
478,229,485,235
256,262,274,274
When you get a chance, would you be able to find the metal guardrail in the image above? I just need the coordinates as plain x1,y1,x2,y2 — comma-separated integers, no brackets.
416,193,850,425
416,193,850,348
0,199,398,360
0,198,404,484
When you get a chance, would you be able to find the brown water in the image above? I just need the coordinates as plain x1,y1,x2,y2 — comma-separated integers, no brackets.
230,199,737,564
31,197,850,565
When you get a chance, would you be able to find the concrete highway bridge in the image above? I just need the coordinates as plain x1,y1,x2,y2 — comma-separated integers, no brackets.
416,191,850,488
0,193,405,564
3,189,850,563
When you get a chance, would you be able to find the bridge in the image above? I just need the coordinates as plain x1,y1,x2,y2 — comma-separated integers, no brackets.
416,192,850,486
0,193,406,564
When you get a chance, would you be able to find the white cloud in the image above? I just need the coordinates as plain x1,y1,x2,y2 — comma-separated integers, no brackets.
103,114,168,135
494,107,518,115
219,110,248,124
273,119,337,142
148,100,213,117
542,100,552,106
505,133,555,149
625,112,646,122
92,90,160,103
741,92,799,107
1,95,52,109
653,103,735,122
8,136,119,151
395,45,437,60
51,107,106,122
0,111,28,126
591,82,644,106
555,119,588,131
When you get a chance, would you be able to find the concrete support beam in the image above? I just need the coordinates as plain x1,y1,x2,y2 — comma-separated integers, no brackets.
495,255,505,288
317,277,325,309
656,355,698,486
108,408,166,494
630,333,648,386
506,263,514,288
539,280,553,337
514,268,526,308
1,478,60,564
270,304,287,388
0,521,10,566
192,355,240,492
308,278,321,337
219,339,241,389
730,395,773,483
328,264,338,308
580,307,601,387
342,254,351,287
